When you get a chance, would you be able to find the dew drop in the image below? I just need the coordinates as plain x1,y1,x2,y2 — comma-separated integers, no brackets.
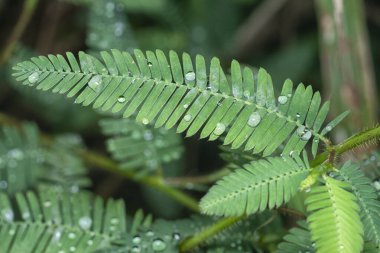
152,238,166,251
142,118,149,125
28,72,40,83
172,232,181,241
3,209,14,222
53,229,62,242
183,103,189,109
296,126,306,136
243,90,250,98
185,71,196,81
147,61,153,67
78,216,92,230
110,218,119,225
69,246,76,252
68,232,76,239
7,149,24,160
87,240,93,246
247,112,261,127
184,114,192,122
88,75,103,92
325,125,332,132
144,131,153,141
301,130,312,141
131,246,141,253
22,212,30,220
305,187,311,193
0,180,8,189
117,96,126,103
132,235,141,244
9,229,15,235
213,123,226,136
43,201,52,208
277,95,288,105
146,230,154,237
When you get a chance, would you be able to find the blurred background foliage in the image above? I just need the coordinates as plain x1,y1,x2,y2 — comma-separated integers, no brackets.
0,0,379,251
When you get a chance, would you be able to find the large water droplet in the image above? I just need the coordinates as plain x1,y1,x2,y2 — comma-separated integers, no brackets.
247,112,261,127
142,118,149,125
117,96,126,103
213,123,226,135
296,126,306,136
277,95,288,105
301,130,312,141
132,235,141,244
2,209,14,222
185,71,195,81
152,238,166,251
78,216,92,230
184,114,192,122
88,75,103,92
28,72,39,83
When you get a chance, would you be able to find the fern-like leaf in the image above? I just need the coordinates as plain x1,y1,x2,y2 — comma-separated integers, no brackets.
305,176,364,253
100,118,183,174
0,187,126,252
337,162,380,246
0,124,89,194
12,50,340,157
276,221,315,253
200,156,309,216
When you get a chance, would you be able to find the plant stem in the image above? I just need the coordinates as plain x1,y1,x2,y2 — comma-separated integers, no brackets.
164,167,230,186
0,0,39,65
179,216,243,252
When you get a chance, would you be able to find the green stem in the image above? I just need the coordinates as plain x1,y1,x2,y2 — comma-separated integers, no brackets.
165,167,230,186
179,216,243,252
0,0,39,65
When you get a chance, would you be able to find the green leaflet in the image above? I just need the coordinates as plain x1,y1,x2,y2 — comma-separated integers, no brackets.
100,118,183,175
200,156,309,216
0,124,89,194
0,187,126,253
306,176,363,253
276,221,315,253
337,162,380,246
12,50,338,157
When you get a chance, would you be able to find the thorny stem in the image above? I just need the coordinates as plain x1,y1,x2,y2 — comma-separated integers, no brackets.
0,0,39,65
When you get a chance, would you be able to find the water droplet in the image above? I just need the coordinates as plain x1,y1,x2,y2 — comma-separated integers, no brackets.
69,246,76,252
0,180,8,189
144,131,153,141
147,62,153,67
185,71,196,81
2,209,14,222
301,130,312,141
183,103,189,109
146,230,154,237
213,123,226,135
7,149,24,160
325,125,332,132
277,95,288,104
184,114,192,122
53,229,62,242
296,126,306,136
9,229,15,235
110,218,119,224
152,238,166,251
172,232,181,241
88,75,103,92
247,112,261,127
142,118,149,125
43,201,52,208
117,96,126,103
28,72,39,83
243,90,250,98
132,245,141,253
22,212,30,220
132,235,141,244
131,130,141,139
296,113,301,118
68,232,76,239
305,187,311,193
114,21,125,36
87,240,93,246
78,216,92,230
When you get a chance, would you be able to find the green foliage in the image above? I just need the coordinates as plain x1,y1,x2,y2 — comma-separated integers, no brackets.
12,50,341,158
337,162,380,246
200,156,309,216
0,187,126,253
100,118,183,175
276,221,315,253
0,123,89,194
305,176,364,253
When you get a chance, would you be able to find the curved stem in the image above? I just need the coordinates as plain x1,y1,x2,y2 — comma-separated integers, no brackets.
179,216,244,252
0,0,39,65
